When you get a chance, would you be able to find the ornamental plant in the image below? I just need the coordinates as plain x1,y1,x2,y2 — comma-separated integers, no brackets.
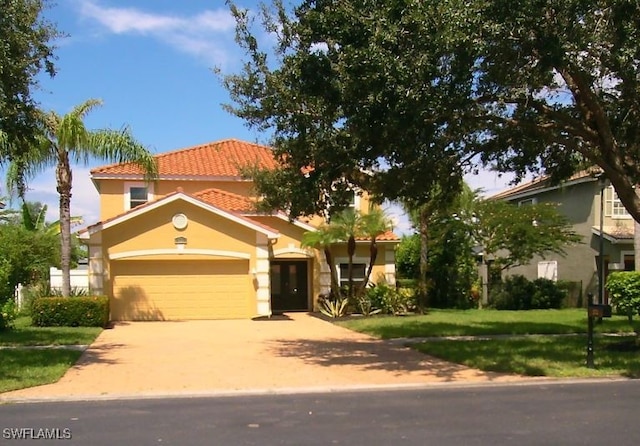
606,272,640,322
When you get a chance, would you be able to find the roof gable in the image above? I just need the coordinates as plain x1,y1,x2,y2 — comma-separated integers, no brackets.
79,190,280,239
194,188,257,212
490,168,601,201
91,139,278,178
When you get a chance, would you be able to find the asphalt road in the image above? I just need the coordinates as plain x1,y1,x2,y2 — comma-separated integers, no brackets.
1,380,639,445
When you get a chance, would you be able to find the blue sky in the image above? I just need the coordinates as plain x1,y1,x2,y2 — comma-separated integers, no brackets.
6,0,515,233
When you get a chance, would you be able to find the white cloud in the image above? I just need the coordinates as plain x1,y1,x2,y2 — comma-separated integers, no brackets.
76,0,237,66
21,166,100,231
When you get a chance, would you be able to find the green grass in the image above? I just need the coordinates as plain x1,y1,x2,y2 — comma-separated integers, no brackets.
0,316,102,346
0,316,102,393
336,308,636,339
413,335,640,378
0,349,84,393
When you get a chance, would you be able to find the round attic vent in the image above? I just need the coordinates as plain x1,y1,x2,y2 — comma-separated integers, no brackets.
172,213,188,230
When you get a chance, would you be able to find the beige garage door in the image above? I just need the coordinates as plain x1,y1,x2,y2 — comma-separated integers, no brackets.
111,259,252,321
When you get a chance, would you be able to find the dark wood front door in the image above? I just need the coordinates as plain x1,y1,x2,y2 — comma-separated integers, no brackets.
270,260,309,312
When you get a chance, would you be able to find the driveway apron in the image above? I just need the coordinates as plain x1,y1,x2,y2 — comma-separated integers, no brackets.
1,313,524,400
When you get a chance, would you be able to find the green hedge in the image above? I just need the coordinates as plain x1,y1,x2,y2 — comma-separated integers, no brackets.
31,296,109,327
606,271,640,319
492,276,566,310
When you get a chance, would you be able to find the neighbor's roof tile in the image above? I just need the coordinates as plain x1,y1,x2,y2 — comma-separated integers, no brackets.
91,139,278,177
490,168,602,200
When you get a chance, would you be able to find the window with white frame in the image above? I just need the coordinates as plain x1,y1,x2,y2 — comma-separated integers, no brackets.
338,263,367,288
518,198,537,206
125,182,153,211
605,186,631,218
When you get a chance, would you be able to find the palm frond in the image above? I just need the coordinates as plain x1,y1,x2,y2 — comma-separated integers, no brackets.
87,127,158,181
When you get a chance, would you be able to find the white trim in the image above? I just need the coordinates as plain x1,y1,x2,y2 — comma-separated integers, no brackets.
93,173,252,182
124,181,154,211
591,227,634,245
109,248,251,260
604,186,633,220
518,197,537,206
272,212,318,231
609,250,635,270
272,247,314,258
497,176,597,202
85,192,280,239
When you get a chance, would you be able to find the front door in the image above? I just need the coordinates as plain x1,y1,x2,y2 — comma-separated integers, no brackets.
270,260,309,313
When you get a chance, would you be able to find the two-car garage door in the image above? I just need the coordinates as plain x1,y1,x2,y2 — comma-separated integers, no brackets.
110,259,252,321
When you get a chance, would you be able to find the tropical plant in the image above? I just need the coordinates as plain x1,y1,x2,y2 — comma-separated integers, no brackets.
357,207,394,293
301,224,340,297
318,295,349,318
606,272,640,323
6,98,158,297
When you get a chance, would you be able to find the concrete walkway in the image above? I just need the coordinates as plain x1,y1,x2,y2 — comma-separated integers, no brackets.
1,313,531,402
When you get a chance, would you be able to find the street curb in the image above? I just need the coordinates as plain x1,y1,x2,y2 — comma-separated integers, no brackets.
0,376,632,405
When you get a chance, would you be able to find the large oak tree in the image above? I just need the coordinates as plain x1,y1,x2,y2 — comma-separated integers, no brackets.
0,0,60,163
222,0,640,222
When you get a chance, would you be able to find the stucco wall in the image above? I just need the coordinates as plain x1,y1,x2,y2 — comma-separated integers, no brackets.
505,181,633,300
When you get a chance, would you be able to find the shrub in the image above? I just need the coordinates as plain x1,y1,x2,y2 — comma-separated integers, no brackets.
606,272,640,321
365,282,415,315
318,295,349,318
492,275,535,310
0,299,18,331
31,296,109,327
531,278,566,309
492,275,566,310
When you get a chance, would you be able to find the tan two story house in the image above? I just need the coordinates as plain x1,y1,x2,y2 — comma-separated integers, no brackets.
492,170,635,299
79,139,399,321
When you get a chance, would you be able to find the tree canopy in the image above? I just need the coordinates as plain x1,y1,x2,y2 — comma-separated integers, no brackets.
0,0,60,162
223,0,640,222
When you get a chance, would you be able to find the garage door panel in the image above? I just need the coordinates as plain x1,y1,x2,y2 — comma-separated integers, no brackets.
111,260,252,321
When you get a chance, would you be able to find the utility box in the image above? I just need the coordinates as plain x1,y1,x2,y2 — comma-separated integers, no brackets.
588,304,612,318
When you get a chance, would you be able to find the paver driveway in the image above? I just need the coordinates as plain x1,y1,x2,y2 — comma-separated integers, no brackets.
1,313,524,401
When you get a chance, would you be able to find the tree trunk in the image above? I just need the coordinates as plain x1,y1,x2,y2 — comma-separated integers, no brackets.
56,150,72,297
418,207,429,309
324,248,340,298
636,190,640,271
360,239,377,294
347,235,355,299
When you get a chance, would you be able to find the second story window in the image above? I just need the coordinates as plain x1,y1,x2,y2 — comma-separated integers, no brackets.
125,182,153,211
606,186,631,218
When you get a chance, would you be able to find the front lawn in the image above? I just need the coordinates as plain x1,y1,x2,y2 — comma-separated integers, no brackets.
414,335,640,378
0,316,102,393
336,308,636,339
0,316,102,347
0,349,84,393
336,309,639,379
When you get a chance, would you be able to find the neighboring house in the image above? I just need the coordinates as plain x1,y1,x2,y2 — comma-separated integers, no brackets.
79,139,399,321
491,169,635,300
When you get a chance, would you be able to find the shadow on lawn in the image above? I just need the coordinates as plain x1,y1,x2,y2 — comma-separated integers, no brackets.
267,337,505,382
359,319,632,339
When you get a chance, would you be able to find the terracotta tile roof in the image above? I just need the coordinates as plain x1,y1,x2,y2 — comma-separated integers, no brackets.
91,139,278,177
79,189,280,236
595,225,635,240
490,167,602,200
193,188,257,213
355,230,400,242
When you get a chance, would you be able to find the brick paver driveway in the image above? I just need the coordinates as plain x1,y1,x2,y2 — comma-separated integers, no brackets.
1,313,522,401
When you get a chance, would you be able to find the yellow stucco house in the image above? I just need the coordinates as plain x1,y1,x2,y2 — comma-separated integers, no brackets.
79,139,399,321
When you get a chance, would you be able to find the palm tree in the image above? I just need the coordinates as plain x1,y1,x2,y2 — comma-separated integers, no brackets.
358,207,394,293
329,208,361,299
7,99,158,296
301,225,340,297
